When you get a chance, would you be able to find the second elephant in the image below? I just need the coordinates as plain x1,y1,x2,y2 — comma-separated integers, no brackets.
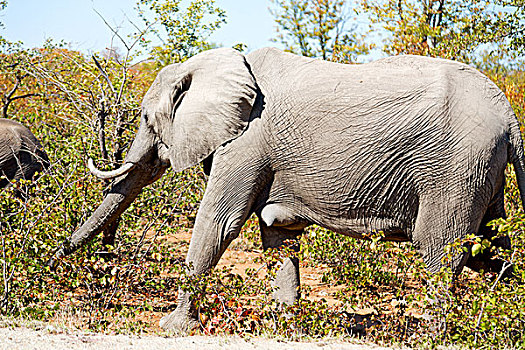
0,118,49,189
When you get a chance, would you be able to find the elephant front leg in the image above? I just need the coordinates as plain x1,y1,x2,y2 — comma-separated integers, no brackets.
260,221,302,305
159,200,250,332
160,162,268,332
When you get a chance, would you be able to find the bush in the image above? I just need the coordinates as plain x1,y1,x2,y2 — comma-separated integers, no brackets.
0,46,525,349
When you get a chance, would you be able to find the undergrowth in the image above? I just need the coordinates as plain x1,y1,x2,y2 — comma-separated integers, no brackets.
1,48,525,349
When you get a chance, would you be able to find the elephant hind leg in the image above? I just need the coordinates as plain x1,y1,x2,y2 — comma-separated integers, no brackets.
465,188,512,276
412,194,487,275
259,219,303,305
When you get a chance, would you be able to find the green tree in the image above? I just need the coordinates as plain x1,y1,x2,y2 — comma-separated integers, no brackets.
360,0,525,61
0,49,39,118
0,1,38,119
135,0,226,66
269,0,371,62
501,0,525,55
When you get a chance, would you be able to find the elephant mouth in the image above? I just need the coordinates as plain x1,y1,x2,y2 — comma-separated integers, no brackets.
87,159,136,180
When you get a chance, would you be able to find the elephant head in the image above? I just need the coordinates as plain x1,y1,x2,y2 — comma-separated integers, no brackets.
50,48,258,261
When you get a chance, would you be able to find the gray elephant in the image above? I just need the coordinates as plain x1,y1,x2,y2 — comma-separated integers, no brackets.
51,48,525,331
0,118,49,190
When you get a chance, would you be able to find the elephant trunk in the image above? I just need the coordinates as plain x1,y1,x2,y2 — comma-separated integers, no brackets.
50,168,148,263
48,121,168,267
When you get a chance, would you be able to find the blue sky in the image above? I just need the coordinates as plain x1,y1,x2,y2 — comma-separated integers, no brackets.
1,0,277,54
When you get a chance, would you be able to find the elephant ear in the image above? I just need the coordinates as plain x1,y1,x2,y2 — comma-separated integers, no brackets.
143,48,258,172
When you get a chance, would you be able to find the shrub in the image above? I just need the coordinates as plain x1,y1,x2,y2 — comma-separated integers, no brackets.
0,46,525,349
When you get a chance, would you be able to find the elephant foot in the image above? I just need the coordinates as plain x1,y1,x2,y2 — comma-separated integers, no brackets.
159,309,199,334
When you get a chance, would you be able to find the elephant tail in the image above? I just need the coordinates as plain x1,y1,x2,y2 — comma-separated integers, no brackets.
508,115,525,209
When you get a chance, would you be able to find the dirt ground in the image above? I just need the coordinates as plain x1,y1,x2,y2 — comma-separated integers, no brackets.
125,228,355,332
185,228,347,306
0,323,395,350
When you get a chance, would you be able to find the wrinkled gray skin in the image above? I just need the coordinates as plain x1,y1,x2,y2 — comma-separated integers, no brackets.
51,48,525,332
0,118,49,190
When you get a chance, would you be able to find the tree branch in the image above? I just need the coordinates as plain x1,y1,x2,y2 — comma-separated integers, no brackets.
93,8,131,51
474,252,515,342
92,55,116,95
10,93,40,102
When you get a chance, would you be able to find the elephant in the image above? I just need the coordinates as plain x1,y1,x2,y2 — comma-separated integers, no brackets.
0,118,49,190
50,47,525,331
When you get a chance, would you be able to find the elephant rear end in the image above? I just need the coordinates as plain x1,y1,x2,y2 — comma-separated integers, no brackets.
248,50,523,275
412,63,524,274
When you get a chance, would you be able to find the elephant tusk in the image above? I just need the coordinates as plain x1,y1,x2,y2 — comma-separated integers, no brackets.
88,159,136,180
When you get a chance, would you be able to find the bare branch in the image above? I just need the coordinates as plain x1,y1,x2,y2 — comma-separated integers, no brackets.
474,252,516,342
9,93,40,102
92,55,116,95
97,105,109,161
93,8,131,51
124,15,157,54
1,72,40,118
4,73,21,101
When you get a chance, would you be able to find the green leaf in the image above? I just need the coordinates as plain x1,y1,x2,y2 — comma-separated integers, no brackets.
472,243,482,256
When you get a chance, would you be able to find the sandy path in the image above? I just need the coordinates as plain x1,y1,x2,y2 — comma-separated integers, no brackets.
0,325,394,350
